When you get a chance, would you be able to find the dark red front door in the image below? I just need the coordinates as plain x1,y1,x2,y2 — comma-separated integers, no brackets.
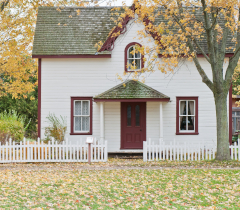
121,102,146,149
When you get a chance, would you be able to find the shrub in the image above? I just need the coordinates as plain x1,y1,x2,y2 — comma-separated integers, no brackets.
0,110,30,144
44,113,67,143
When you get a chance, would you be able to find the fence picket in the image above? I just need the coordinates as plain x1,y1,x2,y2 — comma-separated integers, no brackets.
238,139,240,161
9,138,12,161
142,138,235,162
0,137,107,163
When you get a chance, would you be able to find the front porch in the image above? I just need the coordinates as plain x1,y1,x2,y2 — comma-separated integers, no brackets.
94,80,170,152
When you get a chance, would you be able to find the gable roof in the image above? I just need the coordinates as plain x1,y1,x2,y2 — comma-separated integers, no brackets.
33,7,117,56
93,80,170,101
32,6,234,56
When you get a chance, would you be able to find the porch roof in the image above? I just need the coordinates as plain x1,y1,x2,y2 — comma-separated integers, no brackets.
94,80,170,102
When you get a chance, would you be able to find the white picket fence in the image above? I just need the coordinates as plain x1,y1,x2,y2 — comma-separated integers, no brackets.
143,138,218,161
0,138,108,163
229,141,240,160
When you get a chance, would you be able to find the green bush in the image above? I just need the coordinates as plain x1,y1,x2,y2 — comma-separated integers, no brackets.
0,110,30,144
44,113,67,143
0,90,38,139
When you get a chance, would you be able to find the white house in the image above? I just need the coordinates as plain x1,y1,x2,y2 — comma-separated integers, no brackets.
32,6,232,153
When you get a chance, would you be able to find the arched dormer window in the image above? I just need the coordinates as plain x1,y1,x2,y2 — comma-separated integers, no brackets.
125,42,143,72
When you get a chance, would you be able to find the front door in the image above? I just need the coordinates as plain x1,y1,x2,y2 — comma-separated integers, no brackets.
121,102,146,149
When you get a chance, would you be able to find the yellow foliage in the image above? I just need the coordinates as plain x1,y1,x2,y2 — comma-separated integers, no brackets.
0,0,108,98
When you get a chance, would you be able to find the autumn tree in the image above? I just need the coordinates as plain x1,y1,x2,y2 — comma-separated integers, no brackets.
109,0,240,160
0,0,110,98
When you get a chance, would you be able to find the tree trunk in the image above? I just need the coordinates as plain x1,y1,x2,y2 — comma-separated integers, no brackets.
214,92,231,160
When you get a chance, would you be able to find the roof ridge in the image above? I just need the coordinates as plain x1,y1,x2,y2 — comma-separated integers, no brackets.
94,80,170,99
135,80,170,98
94,80,131,98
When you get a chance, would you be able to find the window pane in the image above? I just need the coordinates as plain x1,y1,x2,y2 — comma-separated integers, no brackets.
135,59,141,70
180,116,186,130
135,51,140,58
127,105,131,126
82,101,89,115
128,59,134,70
188,101,194,115
75,101,81,115
128,46,134,58
82,116,90,131
180,101,186,115
188,116,194,130
75,116,81,131
136,105,140,126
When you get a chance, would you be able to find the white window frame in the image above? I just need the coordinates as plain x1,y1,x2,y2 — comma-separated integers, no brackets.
74,100,90,133
127,45,141,71
179,100,195,132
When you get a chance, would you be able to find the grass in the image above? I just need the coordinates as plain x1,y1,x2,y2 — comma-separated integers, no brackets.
0,160,240,209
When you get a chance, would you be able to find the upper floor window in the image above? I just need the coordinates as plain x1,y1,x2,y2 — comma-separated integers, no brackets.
125,42,143,72
176,97,198,135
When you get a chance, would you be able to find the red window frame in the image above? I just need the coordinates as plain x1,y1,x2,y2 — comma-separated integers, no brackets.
176,97,199,135
124,42,144,72
70,97,93,135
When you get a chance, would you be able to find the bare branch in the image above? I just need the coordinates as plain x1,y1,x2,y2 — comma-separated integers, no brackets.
201,0,216,65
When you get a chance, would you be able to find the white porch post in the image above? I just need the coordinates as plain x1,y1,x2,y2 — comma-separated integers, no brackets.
160,102,163,142
100,102,105,142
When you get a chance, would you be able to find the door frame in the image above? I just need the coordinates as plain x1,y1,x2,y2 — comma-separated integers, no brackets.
120,102,146,149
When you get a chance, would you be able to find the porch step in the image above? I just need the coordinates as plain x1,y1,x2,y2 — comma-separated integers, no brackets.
108,153,143,159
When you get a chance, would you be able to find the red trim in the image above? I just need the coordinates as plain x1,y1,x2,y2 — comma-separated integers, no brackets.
99,4,135,52
124,42,144,72
176,97,199,135
229,84,232,145
158,53,234,58
98,4,164,53
38,59,41,138
32,54,111,59
94,98,170,102
70,97,93,135
143,18,164,48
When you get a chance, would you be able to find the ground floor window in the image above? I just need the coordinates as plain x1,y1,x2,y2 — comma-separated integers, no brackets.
232,110,240,143
70,97,92,135
176,97,198,135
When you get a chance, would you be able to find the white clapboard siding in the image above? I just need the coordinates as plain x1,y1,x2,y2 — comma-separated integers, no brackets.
0,138,107,163
41,19,221,153
143,138,219,161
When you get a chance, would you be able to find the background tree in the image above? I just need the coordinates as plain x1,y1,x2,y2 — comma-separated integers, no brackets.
0,0,111,98
0,0,112,140
108,0,240,160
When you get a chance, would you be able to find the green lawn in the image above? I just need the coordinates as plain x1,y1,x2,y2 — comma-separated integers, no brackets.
0,161,240,209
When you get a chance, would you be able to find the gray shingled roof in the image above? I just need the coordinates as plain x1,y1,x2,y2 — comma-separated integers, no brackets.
154,9,235,54
94,80,170,99
33,7,117,55
32,6,234,55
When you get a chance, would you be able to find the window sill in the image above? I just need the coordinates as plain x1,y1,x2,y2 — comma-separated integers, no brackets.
70,132,92,135
176,132,199,135
125,70,141,72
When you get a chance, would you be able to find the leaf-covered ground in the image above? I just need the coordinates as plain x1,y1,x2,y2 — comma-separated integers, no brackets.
0,159,240,209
